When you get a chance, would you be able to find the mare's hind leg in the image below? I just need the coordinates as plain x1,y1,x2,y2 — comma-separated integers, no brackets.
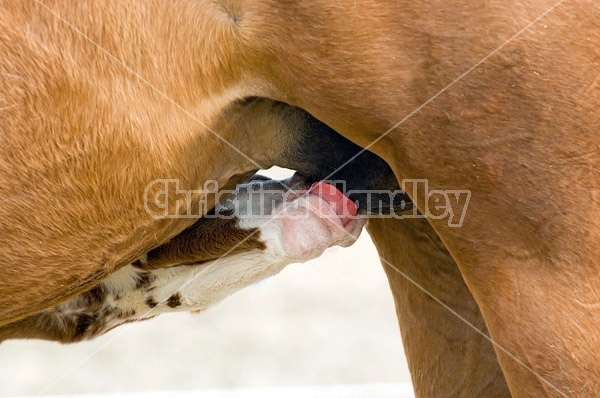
368,217,510,397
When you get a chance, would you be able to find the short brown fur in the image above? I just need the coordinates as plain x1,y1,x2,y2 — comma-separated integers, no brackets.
2,1,599,396
368,217,510,397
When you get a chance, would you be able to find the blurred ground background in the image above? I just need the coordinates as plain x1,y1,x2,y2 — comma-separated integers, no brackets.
0,169,412,396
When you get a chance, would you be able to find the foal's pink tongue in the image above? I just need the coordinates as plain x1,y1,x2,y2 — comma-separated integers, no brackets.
308,182,358,226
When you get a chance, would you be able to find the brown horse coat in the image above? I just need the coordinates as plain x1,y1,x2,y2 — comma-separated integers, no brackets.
1,1,598,396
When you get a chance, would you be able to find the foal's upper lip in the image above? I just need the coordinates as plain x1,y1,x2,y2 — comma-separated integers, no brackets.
308,182,358,226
